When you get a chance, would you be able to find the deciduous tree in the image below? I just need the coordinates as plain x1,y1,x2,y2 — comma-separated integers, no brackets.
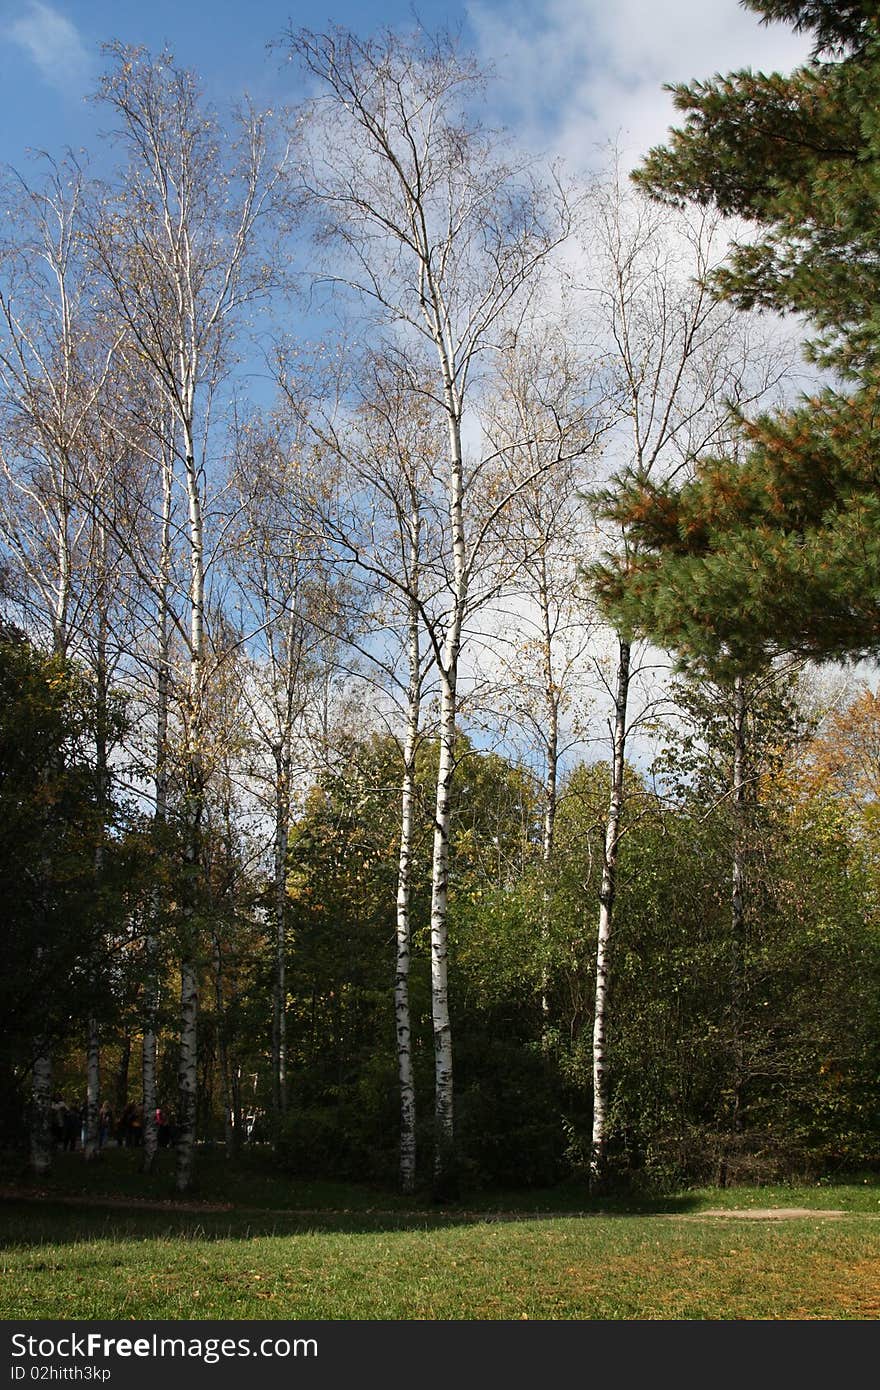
287,25,571,1191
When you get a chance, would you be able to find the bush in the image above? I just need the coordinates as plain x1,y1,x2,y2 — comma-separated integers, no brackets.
277,1056,400,1182
455,1038,567,1188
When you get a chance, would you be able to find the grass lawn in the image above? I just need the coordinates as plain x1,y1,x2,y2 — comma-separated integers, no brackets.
1,1151,878,1319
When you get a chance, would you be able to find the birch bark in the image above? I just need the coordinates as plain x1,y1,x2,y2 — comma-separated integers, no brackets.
30,1048,53,1176
730,673,747,1140
429,404,467,1191
143,440,173,1174
84,1020,101,1161
271,746,291,1125
590,635,630,1185
228,458,317,1139
395,514,421,1193
279,372,438,1190
176,418,205,1194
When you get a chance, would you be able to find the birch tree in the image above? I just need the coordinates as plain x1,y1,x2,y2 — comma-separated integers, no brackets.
226,415,337,1138
479,327,610,1027
581,172,791,1184
0,156,130,1172
90,44,285,1190
276,356,447,1191
287,24,571,1192
142,415,175,1172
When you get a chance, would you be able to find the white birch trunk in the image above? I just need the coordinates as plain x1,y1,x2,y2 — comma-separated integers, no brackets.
428,400,466,1196
175,959,198,1192
730,673,747,1139
30,1046,53,1176
176,416,205,1194
271,751,290,1129
84,1019,100,1160
143,444,172,1174
91,59,268,1189
430,669,458,1192
395,530,421,1193
538,560,559,1031
590,635,631,1187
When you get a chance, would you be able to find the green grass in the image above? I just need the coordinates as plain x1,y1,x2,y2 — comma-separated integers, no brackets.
1,1151,878,1319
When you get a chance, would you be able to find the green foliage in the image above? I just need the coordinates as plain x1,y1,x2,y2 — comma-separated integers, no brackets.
636,7,880,376
278,719,880,1191
277,1054,401,1182
282,731,559,1187
0,627,105,1050
740,3,872,53
594,6,880,676
0,626,162,1145
592,394,880,674
598,680,880,1187
453,1038,573,1188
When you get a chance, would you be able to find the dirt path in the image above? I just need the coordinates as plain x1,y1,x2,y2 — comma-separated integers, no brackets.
670,1207,847,1220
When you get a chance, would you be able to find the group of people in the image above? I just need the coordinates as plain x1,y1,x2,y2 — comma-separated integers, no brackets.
49,1097,176,1150
49,1096,82,1151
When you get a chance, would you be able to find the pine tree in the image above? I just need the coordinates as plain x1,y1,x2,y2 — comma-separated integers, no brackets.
592,390,880,675
594,2,880,673
635,1,879,377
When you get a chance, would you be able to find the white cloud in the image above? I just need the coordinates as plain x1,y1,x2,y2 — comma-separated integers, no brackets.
6,1,92,94
468,0,814,170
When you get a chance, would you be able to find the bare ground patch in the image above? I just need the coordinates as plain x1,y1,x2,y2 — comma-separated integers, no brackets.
671,1207,848,1220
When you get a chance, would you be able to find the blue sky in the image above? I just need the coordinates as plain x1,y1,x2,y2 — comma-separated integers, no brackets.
0,0,813,178
0,1,476,174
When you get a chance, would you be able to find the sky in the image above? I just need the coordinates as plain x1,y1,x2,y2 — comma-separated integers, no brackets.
0,0,814,177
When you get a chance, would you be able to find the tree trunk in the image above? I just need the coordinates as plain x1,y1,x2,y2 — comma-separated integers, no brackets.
83,1019,101,1160
144,442,172,1174
430,670,457,1196
30,1045,52,1176
538,559,559,1034
271,752,290,1133
115,1034,131,1119
395,570,421,1193
176,426,205,1194
590,634,631,1188
427,389,466,1199
730,673,747,1138
175,959,198,1192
